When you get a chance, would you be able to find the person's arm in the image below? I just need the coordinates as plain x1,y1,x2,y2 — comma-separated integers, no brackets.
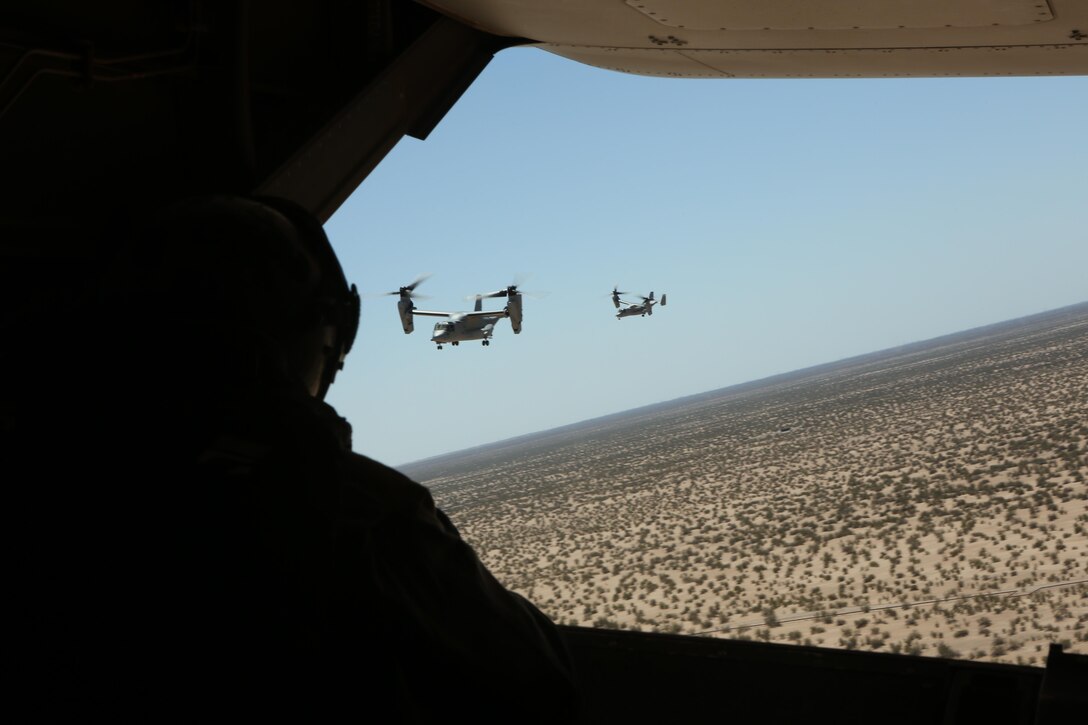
339,454,579,721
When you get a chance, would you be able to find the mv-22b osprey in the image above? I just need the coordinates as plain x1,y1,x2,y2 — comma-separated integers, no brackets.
612,286,666,319
389,275,523,349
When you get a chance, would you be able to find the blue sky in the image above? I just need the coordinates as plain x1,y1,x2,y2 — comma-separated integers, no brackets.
324,47,1088,468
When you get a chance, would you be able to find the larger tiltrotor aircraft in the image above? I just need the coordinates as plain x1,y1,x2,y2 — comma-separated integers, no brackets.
390,275,523,349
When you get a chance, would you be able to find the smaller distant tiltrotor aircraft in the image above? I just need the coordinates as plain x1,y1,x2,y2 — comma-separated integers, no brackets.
388,275,523,349
611,286,666,319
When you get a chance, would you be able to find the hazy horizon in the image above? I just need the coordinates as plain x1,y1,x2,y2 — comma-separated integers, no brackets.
397,299,1088,469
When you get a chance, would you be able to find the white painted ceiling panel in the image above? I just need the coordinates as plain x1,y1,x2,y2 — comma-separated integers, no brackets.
421,0,1088,77
625,0,1053,31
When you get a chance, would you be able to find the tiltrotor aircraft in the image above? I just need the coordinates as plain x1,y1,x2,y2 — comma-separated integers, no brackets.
612,286,666,319
389,276,523,349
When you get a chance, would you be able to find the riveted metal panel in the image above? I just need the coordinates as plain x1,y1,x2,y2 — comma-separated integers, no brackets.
625,0,1054,31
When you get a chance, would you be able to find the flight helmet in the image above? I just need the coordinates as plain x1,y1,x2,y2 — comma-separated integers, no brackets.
109,195,359,400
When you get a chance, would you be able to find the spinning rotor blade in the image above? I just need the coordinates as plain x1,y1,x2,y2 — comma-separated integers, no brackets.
385,273,432,298
479,290,547,302
478,274,538,299
479,284,521,299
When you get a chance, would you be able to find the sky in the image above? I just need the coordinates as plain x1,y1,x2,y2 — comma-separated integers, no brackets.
323,46,1088,468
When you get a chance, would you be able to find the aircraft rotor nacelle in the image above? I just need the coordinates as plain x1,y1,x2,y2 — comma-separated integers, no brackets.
397,298,415,334
506,293,523,334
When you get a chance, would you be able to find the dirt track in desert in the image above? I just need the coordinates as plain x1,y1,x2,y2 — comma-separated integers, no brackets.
406,303,1088,665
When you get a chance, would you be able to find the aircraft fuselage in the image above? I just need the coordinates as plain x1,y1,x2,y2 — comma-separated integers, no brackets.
617,304,650,318
431,316,499,344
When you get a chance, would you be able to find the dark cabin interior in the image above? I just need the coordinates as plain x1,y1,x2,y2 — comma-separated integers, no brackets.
2,2,1083,722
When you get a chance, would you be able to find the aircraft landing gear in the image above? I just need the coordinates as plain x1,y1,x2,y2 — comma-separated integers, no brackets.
436,344,443,350
482,340,490,346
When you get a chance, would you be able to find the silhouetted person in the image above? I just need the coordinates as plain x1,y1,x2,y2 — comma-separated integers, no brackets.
10,196,577,722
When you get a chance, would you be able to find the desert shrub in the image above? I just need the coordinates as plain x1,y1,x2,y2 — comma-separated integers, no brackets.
937,643,960,658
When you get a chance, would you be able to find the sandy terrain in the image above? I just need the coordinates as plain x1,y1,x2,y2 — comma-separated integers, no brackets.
405,303,1088,665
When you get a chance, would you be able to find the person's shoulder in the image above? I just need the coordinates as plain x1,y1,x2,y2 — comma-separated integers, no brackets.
337,451,440,525
340,452,426,492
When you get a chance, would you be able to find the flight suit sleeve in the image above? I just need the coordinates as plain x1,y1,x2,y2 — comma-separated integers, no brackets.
336,454,579,722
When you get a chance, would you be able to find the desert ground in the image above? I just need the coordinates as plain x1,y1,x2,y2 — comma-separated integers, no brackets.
405,303,1088,665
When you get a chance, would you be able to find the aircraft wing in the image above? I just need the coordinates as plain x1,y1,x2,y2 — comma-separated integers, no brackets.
411,310,504,319
454,310,507,319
